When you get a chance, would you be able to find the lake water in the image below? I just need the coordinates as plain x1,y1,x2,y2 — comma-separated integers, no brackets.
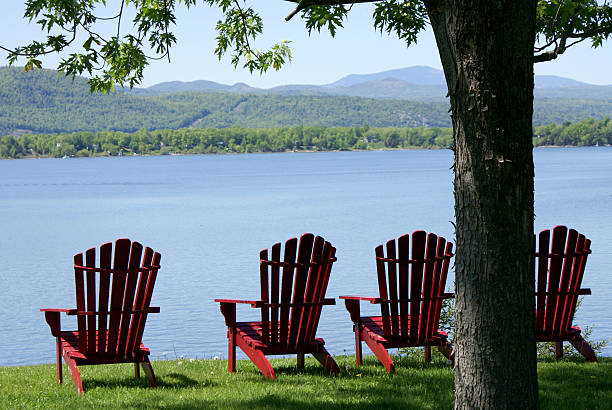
1,147,611,366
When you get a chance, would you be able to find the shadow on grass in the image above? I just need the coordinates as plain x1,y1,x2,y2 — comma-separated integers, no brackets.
82,372,204,391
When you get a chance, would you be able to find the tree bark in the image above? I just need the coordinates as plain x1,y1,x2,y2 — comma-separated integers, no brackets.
426,1,539,408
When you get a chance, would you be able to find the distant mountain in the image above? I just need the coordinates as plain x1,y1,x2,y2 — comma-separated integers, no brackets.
325,79,447,101
534,75,588,88
134,66,611,101
130,79,261,95
325,66,446,87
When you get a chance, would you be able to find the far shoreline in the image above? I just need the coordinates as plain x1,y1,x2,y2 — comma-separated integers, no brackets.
2,144,610,161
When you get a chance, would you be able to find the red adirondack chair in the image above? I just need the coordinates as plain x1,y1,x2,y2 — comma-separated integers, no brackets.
215,233,340,379
340,231,454,373
535,225,597,361
41,239,161,394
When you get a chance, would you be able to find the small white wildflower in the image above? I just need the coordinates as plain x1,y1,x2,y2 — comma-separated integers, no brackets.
178,361,183,365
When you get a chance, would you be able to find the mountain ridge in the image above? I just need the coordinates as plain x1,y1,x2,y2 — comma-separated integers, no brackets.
132,65,610,101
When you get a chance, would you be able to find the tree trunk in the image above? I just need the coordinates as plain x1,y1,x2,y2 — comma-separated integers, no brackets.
426,1,538,408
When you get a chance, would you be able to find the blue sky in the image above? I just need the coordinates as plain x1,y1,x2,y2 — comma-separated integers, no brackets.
2,2,611,88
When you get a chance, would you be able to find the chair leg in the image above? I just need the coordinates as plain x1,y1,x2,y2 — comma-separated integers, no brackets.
363,332,395,373
228,327,236,373
297,353,305,369
236,334,275,379
354,323,363,367
555,341,564,359
134,362,140,378
313,347,340,376
570,336,598,362
55,338,63,384
424,346,431,363
62,352,83,395
141,357,158,387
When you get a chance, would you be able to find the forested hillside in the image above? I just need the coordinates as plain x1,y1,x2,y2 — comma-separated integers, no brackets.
1,67,612,137
0,67,208,135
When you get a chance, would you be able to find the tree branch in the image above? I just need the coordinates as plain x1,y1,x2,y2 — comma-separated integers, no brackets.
534,24,612,63
284,0,378,21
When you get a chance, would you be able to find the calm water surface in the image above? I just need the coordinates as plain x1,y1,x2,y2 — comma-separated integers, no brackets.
1,147,610,366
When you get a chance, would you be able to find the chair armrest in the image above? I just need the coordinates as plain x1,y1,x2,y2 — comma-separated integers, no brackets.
40,308,75,314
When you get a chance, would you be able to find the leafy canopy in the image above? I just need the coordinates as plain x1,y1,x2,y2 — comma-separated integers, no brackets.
3,0,612,92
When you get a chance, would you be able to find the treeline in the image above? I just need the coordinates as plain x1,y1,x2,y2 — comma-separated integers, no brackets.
0,126,453,159
533,117,612,146
2,117,611,159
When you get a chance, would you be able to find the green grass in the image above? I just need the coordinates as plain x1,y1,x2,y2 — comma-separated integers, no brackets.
1,354,610,409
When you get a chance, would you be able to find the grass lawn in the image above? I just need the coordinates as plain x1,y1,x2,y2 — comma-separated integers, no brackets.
1,354,610,409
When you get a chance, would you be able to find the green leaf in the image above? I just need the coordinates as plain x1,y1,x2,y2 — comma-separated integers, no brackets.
83,36,93,51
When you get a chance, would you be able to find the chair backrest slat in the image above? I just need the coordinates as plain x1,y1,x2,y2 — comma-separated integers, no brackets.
260,249,270,345
376,231,453,342
278,238,297,346
85,248,97,355
73,240,160,357
270,243,281,344
535,230,550,332
374,245,391,337
536,226,591,336
397,235,410,339
410,231,426,342
97,243,112,354
385,240,400,336
74,253,87,353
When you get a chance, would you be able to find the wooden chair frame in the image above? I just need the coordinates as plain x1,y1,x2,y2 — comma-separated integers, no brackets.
341,231,454,372
41,239,161,394
215,233,340,379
